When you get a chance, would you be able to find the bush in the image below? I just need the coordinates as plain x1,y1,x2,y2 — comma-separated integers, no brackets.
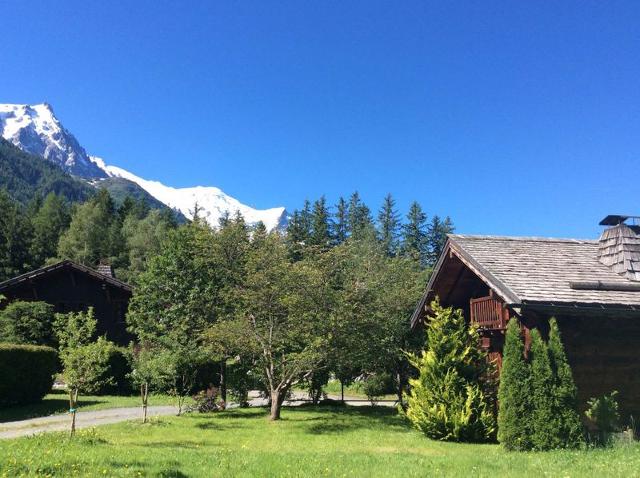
0,301,56,346
586,391,620,446
0,343,58,406
361,372,392,405
65,339,132,395
405,300,495,442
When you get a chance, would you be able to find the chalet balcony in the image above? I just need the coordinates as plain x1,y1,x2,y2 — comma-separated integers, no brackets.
470,296,508,330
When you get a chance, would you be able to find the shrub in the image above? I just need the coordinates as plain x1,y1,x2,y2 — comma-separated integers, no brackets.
90,343,132,395
362,372,392,406
530,329,560,450
0,343,58,406
497,318,533,450
405,300,495,442
586,391,620,446
0,301,56,346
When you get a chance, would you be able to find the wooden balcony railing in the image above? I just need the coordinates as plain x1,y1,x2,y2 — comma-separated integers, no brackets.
470,296,508,330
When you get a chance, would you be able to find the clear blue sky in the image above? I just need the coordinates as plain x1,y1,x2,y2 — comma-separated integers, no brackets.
2,1,639,238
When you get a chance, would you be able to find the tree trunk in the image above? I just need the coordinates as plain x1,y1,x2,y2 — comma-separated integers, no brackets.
141,383,149,423
396,369,403,405
270,389,286,420
69,388,78,436
341,380,344,403
219,361,227,409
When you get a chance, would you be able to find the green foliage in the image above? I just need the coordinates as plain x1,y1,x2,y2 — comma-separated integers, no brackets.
377,193,400,256
0,138,93,205
497,319,533,450
0,343,58,406
0,301,56,346
309,195,332,248
529,329,558,449
548,318,584,447
30,193,71,266
0,189,34,281
54,308,128,395
402,201,427,265
405,300,495,442
586,391,620,445
126,220,219,347
498,319,583,451
425,215,454,266
361,372,393,405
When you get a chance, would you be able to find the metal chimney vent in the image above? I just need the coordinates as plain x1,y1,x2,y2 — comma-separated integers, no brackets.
598,216,640,281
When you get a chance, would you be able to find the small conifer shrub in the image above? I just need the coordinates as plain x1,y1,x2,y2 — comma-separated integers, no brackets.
405,300,495,442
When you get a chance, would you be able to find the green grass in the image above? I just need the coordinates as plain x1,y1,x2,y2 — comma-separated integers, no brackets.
1,405,638,477
0,390,178,423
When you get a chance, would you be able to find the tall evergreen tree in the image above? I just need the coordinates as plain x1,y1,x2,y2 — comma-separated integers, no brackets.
548,319,584,448
348,192,373,240
497,319,533,450
0,190,34,281
402,201,427,265
377,193,400,256
426,215,455,266
529,329,558,450
30,193,71,267
300,200,312,239
309,196,332,248
285,210,309,261
333,197,349,245
57,189,117,266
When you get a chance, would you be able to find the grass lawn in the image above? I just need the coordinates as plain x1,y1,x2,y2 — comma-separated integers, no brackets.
1,405,638,477
0,390,179,423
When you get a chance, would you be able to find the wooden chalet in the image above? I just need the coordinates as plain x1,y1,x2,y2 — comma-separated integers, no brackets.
411,215,640,421
0,260,133,345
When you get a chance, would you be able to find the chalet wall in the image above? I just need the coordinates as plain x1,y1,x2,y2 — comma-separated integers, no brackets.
555,315,640,421
1,268,132,345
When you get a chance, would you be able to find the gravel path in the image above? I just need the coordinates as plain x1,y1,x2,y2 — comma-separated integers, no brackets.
0,406,178,439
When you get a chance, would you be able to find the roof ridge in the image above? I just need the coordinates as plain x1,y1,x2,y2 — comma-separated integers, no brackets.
449,234,596,244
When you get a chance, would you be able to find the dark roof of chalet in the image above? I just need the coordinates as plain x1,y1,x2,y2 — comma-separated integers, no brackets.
411,234,640,326
0,260,132,293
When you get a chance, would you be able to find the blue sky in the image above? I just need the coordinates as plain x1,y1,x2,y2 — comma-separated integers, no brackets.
2,1,639,238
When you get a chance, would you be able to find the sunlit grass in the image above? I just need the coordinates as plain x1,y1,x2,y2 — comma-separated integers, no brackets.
1,405,638,477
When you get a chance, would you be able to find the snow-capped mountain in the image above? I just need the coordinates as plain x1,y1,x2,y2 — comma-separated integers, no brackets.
91,157,286,231
0,103,106,178
0,103,287,230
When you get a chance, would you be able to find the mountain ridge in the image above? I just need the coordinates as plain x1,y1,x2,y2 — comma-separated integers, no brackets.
0,103,287,230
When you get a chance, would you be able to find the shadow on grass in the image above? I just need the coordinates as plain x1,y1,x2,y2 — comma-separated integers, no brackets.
0,390,102,423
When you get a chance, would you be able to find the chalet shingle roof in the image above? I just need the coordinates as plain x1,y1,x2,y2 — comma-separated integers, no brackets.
448,234,640,307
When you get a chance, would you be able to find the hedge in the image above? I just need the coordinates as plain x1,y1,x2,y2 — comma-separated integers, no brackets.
0,343,58,406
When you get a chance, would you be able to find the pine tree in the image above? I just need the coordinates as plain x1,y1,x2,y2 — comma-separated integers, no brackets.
348,192,373,240
426,215,455,266
30,193,71,267
529,329,558,450
300,200,312,239
402,201,427,265
0,190,34,281
497,319,533,450
377,193,400,256
285,210,309,261
309,196,331,248
405,300,495,442
333,197,349,244
548,318,584,448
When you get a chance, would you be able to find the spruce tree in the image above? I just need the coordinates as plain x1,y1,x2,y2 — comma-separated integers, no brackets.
0,190,34,281
309,196,331,248
402,201,427,266
30,193,71,267
333,197,349,244
529,329,558,450
497,319,533,450
377,193,400,256
348,192,373,240
406,300,495,442
426,215,455,266
548,318,583,447
285,210,309,261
